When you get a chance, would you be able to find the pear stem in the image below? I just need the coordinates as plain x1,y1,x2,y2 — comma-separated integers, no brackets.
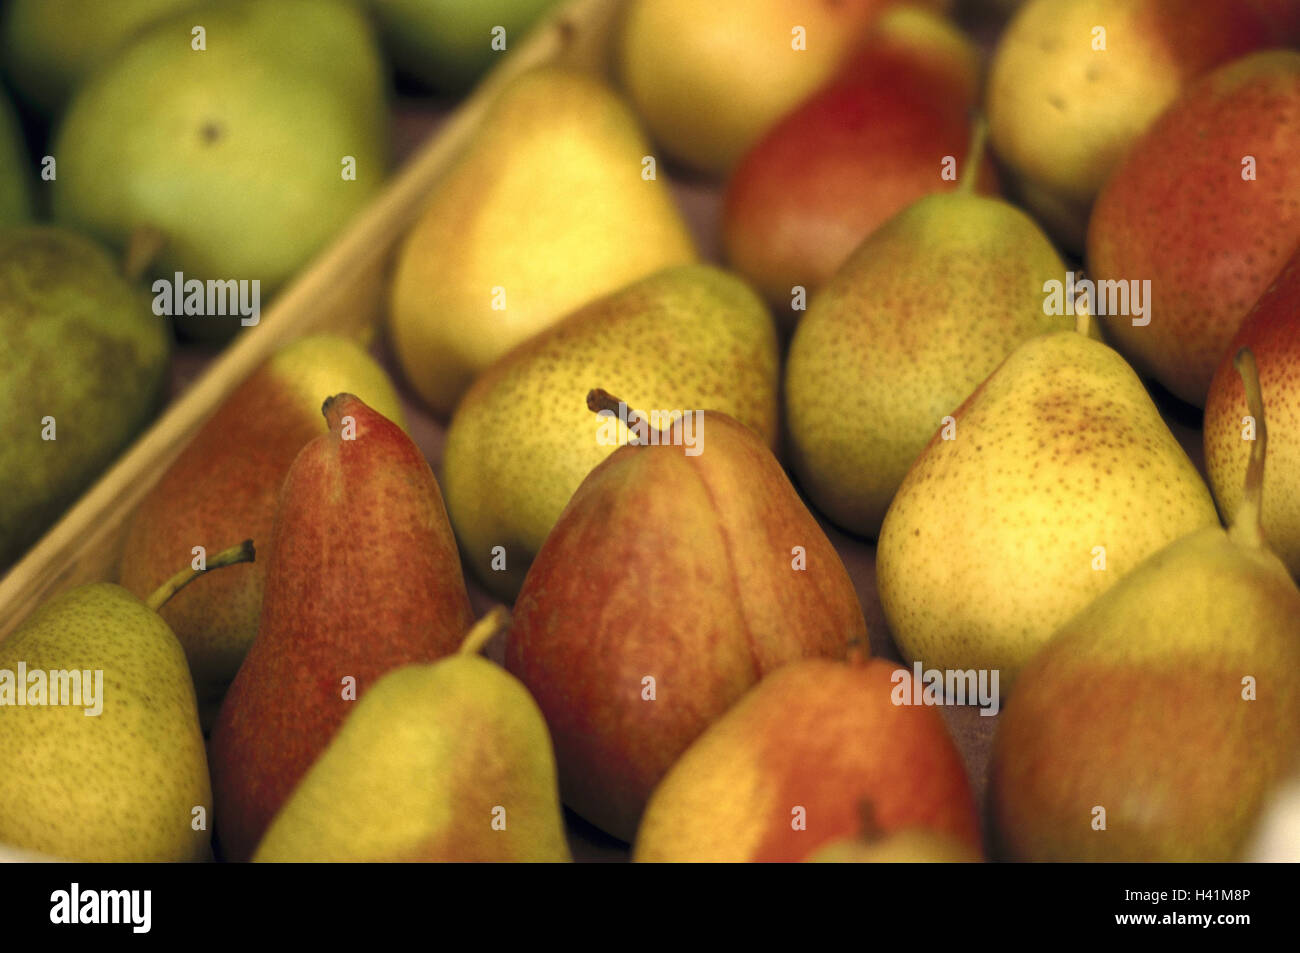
857,800,883,844
1229,348,1268,550
123,225,167,282
459,606,510,657
586,388,666,442
957,116,988,195
145,539,255,613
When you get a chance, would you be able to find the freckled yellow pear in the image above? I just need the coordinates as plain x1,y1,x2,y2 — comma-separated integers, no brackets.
991,351,1300,860
442,264,778,600
389,66,697,416
785,128,1075,538
254,610,571,862
0,542,253,862
877,314,1218,692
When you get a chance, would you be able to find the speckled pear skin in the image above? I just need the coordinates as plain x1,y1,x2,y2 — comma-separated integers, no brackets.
443,264,779,601
119,335,406,711
210,395,474,862
1087,50,1300,407
507,410,864,842
254,657,570,862
785,192,1073,537
0,584,211,862
1205,253,1300,578
633,659,980,862
990,525,1300,861
877,331,1219,692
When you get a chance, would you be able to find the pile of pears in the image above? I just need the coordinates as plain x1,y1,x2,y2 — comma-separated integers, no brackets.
3,0,1300,865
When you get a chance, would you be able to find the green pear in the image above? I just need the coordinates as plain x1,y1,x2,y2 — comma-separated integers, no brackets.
991,351,1300,861
0,541,253,862
389,66,697,416
0,226,169,569
254,610,570,862
442,264,778,600
785,142,1074,538
0,0,204,116
50,0,388,342
0,89,32,224
368,0,560,91
877,316,1219,691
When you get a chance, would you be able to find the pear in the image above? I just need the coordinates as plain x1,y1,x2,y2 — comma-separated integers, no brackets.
119,335,406,716
785,140,1072,538
1243,769,1300,862
1205,251,1300,578
210,395,473,861
0,0,203,116
807,829,983,863
633,658,980,862
0,89,32,225
50,0,388,342
0,541,254,862
507,393,865,842
724,7,995,315
1087,50,1300,406
987,0,1286,252
367,0,560,92
0,226,169,569
617,0,951,176
254,609,570,862
990,351,1300,861
389,66,696,416
877,316,1219,692
442,264,778,600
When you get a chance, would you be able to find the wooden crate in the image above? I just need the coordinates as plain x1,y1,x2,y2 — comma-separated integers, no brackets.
0,0,626,639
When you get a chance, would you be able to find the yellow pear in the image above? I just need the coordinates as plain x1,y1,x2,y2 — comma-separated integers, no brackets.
389,66,696,415
442,264,778,600
254,610,570,862
877,316,1218,691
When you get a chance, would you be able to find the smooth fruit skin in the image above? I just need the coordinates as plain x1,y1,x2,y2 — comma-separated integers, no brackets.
877,332,1219,692
617,0,949,177
51,0,388,341
0,89,31,225
442,264,779,601
1087,50,1300,407
786,193,1071,538
988,0,1284,251
119,336,406,712
807,829,982,863
0,584,211,862
254,657,570,862
389,66,696,416
634,659,980,862
724,7,994,314
991,527,1300,861
507,411,865,842
0,0,201,116
368,0,560,92
210,396,473,861
1205,254,1300,579
0,227,169,569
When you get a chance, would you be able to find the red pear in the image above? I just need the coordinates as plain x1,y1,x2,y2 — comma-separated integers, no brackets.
506,392,866,842
1206,249,1300,577
210,394,472,861
1087,50,1300,406
723,6,995,315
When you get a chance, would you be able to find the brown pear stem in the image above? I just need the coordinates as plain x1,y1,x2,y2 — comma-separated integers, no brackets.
587,388,667,441
1229,348,1267,550
145,539,255,612
957,116,988,195
123,225,167,282
459,606,510,657
857,800,883,844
